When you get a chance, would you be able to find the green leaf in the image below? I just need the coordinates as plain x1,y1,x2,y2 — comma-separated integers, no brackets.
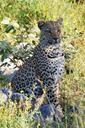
4,25,14,33
0,41,9,49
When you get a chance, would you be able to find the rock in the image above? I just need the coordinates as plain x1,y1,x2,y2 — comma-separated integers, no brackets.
0,87,12,105
40,104,53,119
11,92,26,103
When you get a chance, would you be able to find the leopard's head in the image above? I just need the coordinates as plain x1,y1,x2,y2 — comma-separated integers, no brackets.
38,18,63,46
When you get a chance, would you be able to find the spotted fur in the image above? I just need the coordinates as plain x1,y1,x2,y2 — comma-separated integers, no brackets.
11,18,64,121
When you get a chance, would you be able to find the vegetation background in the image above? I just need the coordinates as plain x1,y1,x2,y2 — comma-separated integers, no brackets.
0,0,85,128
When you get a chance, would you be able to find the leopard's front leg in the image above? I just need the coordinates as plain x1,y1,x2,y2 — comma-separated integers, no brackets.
44,78,63,122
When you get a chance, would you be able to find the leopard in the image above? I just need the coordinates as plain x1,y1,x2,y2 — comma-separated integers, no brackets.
11,18,65,121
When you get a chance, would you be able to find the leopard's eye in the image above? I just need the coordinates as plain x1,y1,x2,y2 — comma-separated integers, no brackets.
57,29,60,33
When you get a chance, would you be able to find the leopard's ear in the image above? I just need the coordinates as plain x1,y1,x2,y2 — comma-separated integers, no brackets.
38,21,45,29
56,18,63,26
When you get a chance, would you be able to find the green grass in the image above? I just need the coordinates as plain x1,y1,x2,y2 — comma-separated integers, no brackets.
0,0,85,128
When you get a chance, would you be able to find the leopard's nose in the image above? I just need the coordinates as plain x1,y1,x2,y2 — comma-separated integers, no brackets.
53,37,59,42
53,37,57,40
52,35,58,40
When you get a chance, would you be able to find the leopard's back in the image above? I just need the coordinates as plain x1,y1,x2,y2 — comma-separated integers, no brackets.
11,58,36,92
